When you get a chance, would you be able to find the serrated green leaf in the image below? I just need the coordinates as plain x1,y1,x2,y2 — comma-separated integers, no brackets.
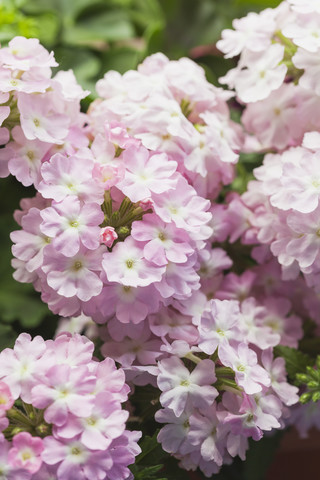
274,345,314,381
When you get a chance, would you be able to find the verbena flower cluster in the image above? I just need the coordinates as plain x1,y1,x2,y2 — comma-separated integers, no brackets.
153,298,300,476
0,332,140,479
217,0,320,297
2,2,320,475
0,36,89,185
9,47,242,326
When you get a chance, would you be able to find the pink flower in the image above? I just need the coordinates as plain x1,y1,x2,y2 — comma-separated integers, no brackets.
152,176,212,236
95,283,161,324
10,207,51,273
54,394,128,451
31,364,96,426
0,36,57,71
0,437,31,480
220,44,286,103
219,343,270,394
270,148,320,214
0,333,46,402
157,357,218,417
38,153,103,204
198,299,241,355
18,93,69,144
261,349,299,406
42,437,112,480
131,214,193,266
8,432,43,474
117,145,178,202
42,246,104,302
188,404,226,466
40,196,104,257
102,236,165,287
217,10,275,58
8,126,50,187
286,206,320,269
0,381,14,414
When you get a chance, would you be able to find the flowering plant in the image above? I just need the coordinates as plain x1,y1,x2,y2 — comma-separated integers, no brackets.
1,0,320,478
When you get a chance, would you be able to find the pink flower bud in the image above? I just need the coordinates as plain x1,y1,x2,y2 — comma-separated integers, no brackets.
140,198,154,211
100,226,118,247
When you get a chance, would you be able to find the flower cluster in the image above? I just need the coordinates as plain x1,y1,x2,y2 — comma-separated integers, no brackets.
235,133,320,289
152,298,299,477
89,52,243,200
218,0,320,151
217,1,320,293
0,36,89,186
0,333,140,479
10,50,244,329
4,26,320,478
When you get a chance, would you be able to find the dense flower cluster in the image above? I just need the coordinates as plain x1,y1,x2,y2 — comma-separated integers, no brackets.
10,48,243,328
217,0,320,152
211,0,320,448
0,36,88,185
153,298,299,476
0,333,140,480
217,0,320,291
89,52,243,200
3,10,320,477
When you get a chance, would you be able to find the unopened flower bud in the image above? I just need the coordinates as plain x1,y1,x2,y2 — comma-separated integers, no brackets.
100,226,118,247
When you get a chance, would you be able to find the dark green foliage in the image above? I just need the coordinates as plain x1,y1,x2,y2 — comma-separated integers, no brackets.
274,345,314,383
296,356,320,404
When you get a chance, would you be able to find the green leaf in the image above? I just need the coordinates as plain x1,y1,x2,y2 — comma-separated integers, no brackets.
235,0,282,7
243,431,284,480
0,288,50,328
33,12,60,46
131,464,167,480
99,46,141,77
63,10,135,45
299,336,320,358
274,345,314,381
144,22,165,55
0,324,16,351
130,0,164,28
135,431,166,465
54,47,100,92
22,0,97,19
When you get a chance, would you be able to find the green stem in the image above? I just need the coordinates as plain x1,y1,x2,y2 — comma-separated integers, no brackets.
7,407,32,426
215,366,235,378
184,352,201,364
274,30,297,53
104,190,113,218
